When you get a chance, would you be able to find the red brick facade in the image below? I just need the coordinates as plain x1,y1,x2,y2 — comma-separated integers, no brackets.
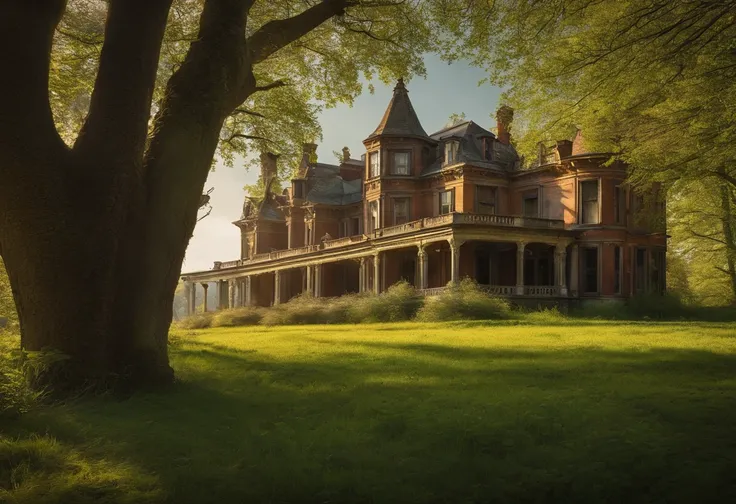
182,80,667,311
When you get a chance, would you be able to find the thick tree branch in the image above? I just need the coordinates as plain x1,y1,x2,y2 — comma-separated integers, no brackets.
74,0,173,165
0,0,67,156
247,0,356,63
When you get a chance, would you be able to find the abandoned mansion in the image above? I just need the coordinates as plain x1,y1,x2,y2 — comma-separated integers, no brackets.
181,79,667,313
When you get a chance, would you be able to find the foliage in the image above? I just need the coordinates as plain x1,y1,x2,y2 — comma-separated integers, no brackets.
0,336,42,418
0,257,17,325
212,307,264,327
345,281,422,323
177,313,213,330
416,278,510,321
4,322,736,502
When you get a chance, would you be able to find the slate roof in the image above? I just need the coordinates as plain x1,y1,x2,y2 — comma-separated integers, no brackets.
422,120,520,176
305,163,363,206
366,79,430,140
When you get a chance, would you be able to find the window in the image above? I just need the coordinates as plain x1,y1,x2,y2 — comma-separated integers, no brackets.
523,190,538,217
369,201,379,232
339,220,348,238
391,152,410,175
369,151,380,178
614,245,621,294
614,185,626,224
292,180,305,199
582,246,598,293
635,247,647,293
350,217,360,235
305,223,313,246
393,198,410,225
580,179,599,224
482,137,493,161
445,140,459,165
650,249,664,294
439,190,454,215
476,186,496,215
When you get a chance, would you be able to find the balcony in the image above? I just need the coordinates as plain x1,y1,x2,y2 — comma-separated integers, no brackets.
420,285,560,297
374,212,563,239
210,212,565,270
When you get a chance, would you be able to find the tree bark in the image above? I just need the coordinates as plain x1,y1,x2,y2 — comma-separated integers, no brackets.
0,0,355,391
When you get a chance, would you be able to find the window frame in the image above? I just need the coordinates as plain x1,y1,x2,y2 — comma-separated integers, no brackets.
368,151,380,179
445,140,460,165
390,151,411,176
439,189,455,215
614,245,622,294
613,183,626,225
522,189,539,218
579,178,600,225
475,185,497,215
581,245,599,294
368,200,379,233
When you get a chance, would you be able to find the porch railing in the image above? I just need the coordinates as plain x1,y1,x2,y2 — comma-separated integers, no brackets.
481,285,516,296
524,286,559,296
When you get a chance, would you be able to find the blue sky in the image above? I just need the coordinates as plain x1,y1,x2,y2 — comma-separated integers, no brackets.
182,55,503,272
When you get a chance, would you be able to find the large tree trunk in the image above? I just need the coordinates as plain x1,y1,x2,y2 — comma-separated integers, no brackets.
0,0,349,391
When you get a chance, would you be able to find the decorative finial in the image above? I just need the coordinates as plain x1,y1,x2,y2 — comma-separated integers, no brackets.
394,77,407,94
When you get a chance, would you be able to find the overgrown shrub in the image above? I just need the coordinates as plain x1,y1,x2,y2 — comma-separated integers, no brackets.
416,279,510,321
261,293,346,326
177,312,213,329
346,281,422,323
212,307,263,327
522,307,568,324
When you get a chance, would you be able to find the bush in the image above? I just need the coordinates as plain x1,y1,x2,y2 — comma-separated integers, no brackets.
416,279,510,322
211,307,263,327
573,292,692,320
522,307,568,324
177,312,213,329
346,281,423,323
261,293,346,326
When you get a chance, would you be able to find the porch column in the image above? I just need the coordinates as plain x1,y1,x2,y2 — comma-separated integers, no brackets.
274,271,282,305
417,245,428,290
306,265,313,296
359,257,366,293
556,244,568,296
201,283,209,312
570,245,579,296
314,264,323,297
244,276,252,306
449,238,463,284
228,280,235,308
516,242,526,295
184,282,192,316
373,253,381,295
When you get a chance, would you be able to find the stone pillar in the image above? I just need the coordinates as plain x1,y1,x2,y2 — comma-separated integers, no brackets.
274,271,282,305
449,238,463,285
314,264,323,297
570,245,579,296
516,242,526,295
184,282,192,316
244,276,252,306
306,265,313,296
359,257,366,293
417,245,428,290
556,244,568,296
201,283,209,312
227,280,235,308
373,253,381,295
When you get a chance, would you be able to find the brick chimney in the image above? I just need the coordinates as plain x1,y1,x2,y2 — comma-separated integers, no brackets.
260,151,279,184
496,105,514,145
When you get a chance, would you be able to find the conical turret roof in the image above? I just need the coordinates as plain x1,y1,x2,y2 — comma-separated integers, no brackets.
367,79,429,140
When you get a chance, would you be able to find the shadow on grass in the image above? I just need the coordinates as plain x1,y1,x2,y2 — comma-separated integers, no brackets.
4,336,736,504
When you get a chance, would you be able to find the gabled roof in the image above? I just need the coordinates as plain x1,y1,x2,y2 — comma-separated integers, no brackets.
366,79,429,140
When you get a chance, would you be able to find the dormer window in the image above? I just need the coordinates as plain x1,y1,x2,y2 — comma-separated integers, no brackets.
369,151,380,178
292,179,305,199
391,152,410,175
445,140,459,165
482,137,493,161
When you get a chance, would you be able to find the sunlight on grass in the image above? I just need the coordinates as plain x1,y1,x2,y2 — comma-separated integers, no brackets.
3,321,736,503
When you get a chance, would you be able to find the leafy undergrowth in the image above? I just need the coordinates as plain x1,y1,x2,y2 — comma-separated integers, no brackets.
3,321,736,503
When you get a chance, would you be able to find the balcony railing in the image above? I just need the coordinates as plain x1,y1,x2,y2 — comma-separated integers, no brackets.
323,234,369,249
420,285,560,297
214,212,565,270
524,286,559,296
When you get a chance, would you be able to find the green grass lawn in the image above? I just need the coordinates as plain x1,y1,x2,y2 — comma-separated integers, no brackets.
3,321,736,503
